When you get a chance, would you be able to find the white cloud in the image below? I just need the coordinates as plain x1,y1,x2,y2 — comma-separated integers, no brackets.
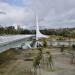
0,2,34,26
28,0,75,28
0,0,75,29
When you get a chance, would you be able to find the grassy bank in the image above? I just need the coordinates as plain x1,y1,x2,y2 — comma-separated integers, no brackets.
0,48,22,66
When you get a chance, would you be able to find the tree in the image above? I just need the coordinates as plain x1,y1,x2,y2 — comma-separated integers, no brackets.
0,26,5,34
5,26,17,34
20,29,31,34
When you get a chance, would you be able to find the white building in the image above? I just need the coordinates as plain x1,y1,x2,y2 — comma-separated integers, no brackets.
12,24,27,30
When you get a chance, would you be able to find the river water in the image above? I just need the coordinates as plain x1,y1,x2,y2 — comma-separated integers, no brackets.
0,35,33,53
0,35,75,53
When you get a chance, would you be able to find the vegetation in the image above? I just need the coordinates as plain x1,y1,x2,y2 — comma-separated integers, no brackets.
33,48,43,75
70,45,75,64
46,52,53,70
0,48,21,65
0,25,75,38
43,40,47,48
40,28,75,37
0,26,32,34
60,45,65,54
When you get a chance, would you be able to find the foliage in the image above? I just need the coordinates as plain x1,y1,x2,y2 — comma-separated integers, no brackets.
43,40,47,47
0,26,32,35
0,25,75,37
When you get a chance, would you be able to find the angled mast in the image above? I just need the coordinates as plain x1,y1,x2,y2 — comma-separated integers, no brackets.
35,12,48,41
35,13,40,41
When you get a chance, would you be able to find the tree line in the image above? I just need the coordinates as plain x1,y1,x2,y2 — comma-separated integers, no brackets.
0,26,34,34
0,26,75,38
40,28,75,37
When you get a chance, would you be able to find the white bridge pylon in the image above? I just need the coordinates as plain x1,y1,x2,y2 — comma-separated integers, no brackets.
29,14,49,48
36,14,48,41
31,14,48,48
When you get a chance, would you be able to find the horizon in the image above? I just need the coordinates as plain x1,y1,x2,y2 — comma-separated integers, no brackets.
1,24,75,30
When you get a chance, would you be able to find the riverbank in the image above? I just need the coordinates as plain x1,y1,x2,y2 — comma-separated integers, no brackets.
0,47,75,75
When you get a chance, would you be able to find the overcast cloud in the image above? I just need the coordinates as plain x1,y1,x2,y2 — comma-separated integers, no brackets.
0,0,75,29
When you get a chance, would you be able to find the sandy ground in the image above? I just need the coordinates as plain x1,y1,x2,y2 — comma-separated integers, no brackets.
0,48,75,75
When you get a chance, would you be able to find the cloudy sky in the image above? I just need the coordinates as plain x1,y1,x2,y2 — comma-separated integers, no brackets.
0,0,75,29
